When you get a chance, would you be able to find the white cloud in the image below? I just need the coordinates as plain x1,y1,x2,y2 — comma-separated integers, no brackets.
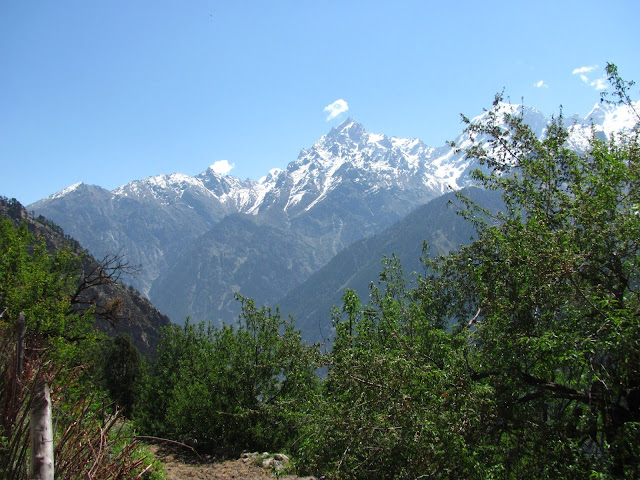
572,65,597,75
534,80,548,88
572,65,607,90
323,99,349,120
209,160,234,175
590,76,608,90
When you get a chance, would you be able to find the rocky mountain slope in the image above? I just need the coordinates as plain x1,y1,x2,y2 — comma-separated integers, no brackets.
277,187,504,344
0,197,170,356
28,101,638,325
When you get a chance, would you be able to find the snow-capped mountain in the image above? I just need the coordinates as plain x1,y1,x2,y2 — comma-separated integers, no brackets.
79,116,488,220
112,168,262,212
252,119,444,215
30,116,478,296
28,102,636,324
567,100,640,152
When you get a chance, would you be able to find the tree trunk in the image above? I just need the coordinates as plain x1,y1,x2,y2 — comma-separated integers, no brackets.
30,379,54,480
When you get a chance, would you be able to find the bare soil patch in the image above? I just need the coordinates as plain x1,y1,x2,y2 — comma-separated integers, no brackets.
146,444,316,480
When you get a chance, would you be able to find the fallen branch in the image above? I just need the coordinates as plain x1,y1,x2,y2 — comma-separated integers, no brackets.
134,435,202,460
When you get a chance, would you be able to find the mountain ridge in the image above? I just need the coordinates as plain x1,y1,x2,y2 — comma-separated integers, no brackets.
28,101,639,325
276,186,504,345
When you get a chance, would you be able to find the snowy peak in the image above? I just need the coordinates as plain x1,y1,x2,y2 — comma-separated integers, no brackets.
249,120,456,216
468,102,549,138
46,182,85,200
33,182,113,208
325,117,367,144
35,101,638,219
258,168,282,184
112,172,208,205
197,167,253,195
584,101,640,137
564,101,640,152
307,118,433,169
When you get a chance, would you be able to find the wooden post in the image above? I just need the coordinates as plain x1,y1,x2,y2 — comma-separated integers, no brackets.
30,379,54,480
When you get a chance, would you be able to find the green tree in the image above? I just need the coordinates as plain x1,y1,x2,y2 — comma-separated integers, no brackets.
0,219,98,364
297,260,495,479
136,294,322,451
420,63,640,477
103,333,145,416
0,215,156,478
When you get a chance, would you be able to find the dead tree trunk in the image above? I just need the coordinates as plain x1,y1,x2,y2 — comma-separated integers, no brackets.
30,379,54,480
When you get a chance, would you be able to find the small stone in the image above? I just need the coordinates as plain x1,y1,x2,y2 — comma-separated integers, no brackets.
273,453,290,463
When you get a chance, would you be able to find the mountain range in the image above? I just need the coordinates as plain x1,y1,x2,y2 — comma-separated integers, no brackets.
28,101,638,333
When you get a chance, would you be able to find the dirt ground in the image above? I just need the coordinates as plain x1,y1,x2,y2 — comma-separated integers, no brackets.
146,443,317,480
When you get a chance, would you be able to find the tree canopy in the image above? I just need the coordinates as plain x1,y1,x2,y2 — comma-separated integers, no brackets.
291,63,640,479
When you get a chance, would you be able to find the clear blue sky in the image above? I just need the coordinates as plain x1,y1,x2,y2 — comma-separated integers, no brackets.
2,0,639,205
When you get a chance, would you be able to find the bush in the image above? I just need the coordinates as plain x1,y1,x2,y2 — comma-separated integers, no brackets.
136,294,322,452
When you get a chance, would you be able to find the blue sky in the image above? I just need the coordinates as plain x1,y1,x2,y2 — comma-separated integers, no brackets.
2,0,639,205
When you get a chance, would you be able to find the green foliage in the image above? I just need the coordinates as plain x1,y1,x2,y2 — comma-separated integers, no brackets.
0,219,93,343
297,265,496,479
293,64,640,479
0,217,159,477
136,294,322,452
103,333,145,416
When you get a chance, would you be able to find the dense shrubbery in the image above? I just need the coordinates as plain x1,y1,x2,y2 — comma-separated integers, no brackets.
135,295,322,452
131,65,640,479
295,273,498,478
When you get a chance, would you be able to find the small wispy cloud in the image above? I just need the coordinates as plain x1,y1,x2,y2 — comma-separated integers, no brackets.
209,160,234,175
324,99,349,121
534,80,548,88
572,65,597,75
572,65,606,90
